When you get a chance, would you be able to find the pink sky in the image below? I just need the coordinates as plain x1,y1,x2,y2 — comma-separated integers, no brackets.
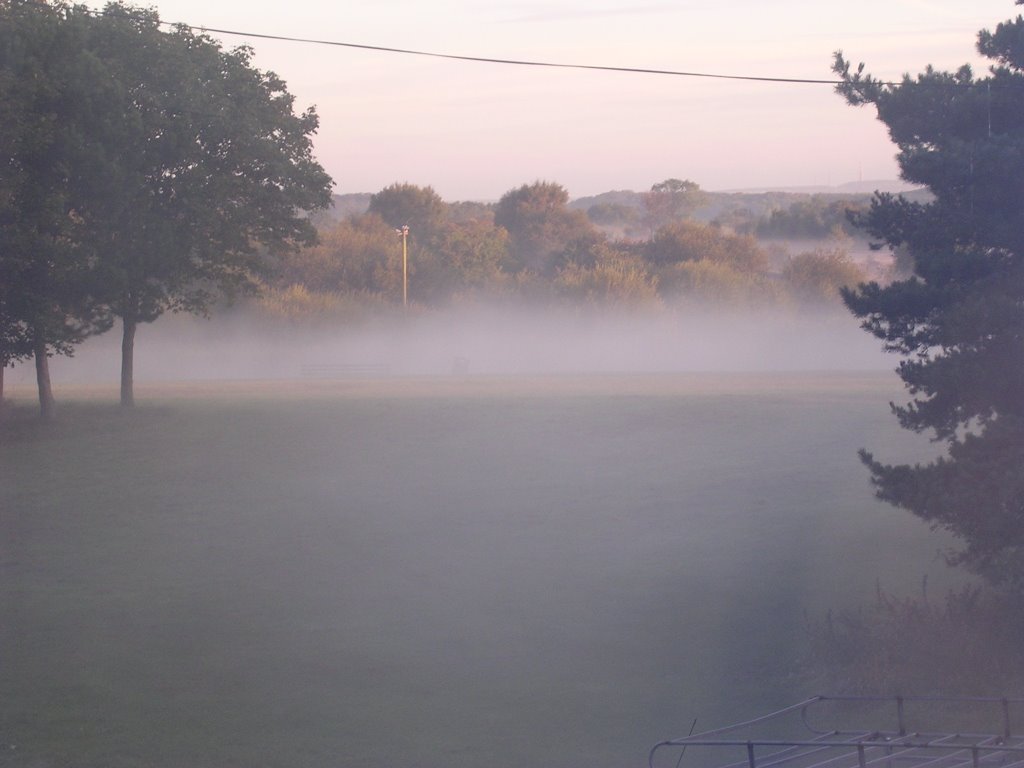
87,0,1017,200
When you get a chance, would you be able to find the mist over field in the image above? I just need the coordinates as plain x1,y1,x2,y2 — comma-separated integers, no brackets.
3,302,953,768
1,368,958,768
5,306,891,389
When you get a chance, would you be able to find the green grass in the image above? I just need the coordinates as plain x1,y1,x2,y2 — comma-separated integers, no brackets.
0,374,961,768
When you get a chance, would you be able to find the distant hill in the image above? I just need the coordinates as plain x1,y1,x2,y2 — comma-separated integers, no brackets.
568,189,641,211
569,181,925,208
719,179,924,195
312,184,930,231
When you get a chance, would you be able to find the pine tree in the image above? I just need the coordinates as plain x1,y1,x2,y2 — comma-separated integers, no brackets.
834,3,1024,588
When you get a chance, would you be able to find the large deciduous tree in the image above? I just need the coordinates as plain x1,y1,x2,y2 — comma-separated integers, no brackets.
1,2,332,412
76,3,333,405
0,1,113,417
834,2,1024,589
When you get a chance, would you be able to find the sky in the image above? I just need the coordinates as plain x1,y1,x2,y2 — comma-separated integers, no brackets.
82,0,1018,201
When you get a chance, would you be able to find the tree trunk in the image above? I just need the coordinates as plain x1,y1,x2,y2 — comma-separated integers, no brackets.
0,362,5,406
120,315,136,407
34,336,54,420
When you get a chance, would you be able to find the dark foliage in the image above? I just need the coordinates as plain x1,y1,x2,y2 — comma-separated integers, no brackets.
835,5,1024,588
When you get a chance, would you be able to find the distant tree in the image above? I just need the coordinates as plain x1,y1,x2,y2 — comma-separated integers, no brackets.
658,260,780,307
586,202,641,227
275,213,511,307
641,178,707,234
757,196,869,239
834,5,1024,589
274,214,397,296
446,200,494,226
646,222,707,265
413,219,509,302
493,181,601,274
553,244,660,308
646,221,768,273
711,206,759,235
368,183,448,241
782,247,865,307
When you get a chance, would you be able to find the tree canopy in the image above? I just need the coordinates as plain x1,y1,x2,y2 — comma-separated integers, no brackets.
493,181,599,274
0,0,114,415
0,1,333,411
86,3,332,405
368,183,447,241
834,3,1024,588
263,176,879,318
641,178,707,234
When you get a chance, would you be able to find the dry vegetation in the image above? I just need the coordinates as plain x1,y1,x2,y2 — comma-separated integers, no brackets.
802,583,1024,695
255,182,875,322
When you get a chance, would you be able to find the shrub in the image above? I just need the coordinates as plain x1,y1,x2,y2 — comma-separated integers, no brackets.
801,583,1024,696
252,284,386,324
553,248,661,308
658,259,784,307
647,220,768,273
782,247,865,307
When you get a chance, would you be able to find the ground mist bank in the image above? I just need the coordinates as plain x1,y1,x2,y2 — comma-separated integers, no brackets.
4,305,890,391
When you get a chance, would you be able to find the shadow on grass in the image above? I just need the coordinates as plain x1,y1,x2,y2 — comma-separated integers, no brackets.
0,399,179,443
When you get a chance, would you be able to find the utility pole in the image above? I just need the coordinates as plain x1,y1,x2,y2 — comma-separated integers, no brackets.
396,225,409,308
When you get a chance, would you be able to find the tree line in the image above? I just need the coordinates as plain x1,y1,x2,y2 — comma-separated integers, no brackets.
579,187,883,241
258,179,869,321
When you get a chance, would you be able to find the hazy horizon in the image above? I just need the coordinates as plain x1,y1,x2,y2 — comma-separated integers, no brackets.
333,177,923,205
73,0,1013,201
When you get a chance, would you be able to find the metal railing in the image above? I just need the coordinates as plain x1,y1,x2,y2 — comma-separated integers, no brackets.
650,696,1024,768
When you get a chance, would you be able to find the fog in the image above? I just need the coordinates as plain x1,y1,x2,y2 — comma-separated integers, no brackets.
2,348,955,768
6,306,892,388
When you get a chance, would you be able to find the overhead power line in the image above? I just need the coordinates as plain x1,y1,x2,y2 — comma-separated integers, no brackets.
182,24,846,85
82,6,985,89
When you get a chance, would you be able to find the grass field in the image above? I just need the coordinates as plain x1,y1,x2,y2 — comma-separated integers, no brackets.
0,374,960,768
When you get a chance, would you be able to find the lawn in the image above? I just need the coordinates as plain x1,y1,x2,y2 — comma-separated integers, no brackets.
0,374,958,768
